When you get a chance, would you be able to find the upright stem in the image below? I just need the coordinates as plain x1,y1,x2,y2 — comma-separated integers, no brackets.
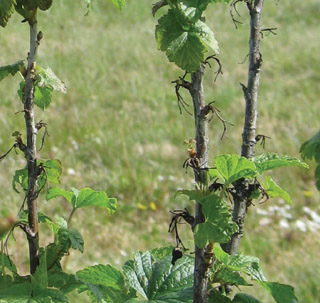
190,66,211,303
24,15,40,275
224,0,264,255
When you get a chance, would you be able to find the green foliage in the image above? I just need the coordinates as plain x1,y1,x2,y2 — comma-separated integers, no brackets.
232,293,262,303
46,187,117,213
0,60,24,81
210,154,257,186
155,4,218,72
0,0,16,27
300,130,320,190
18,66,66,110
0,252,17,274
123,251,194,302
252,153,308,175
193,194,238,248
12,159,62,193
256,281,298,303
262,177,292,204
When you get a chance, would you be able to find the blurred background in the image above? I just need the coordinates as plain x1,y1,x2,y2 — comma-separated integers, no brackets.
0,0,319,301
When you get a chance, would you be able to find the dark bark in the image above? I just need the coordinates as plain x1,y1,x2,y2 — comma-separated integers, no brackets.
24,16,40,275
224,0,264,255
189,66,211,303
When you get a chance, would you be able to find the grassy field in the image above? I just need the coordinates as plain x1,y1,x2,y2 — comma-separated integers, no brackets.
0,0,320,302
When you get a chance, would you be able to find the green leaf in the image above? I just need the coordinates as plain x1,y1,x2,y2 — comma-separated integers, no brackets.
213,245,230,264
41,159,62,185
48,271,83,294
194,194,238,248
208,289,232,303
31,248,48,291
227,254,266,282
175,189,206,201
300,130,320,161
215,154,257,185
0,60,24,81
13,160,61,194
0,252,17,274
75,187,117,213
155,8,218,72
68,229,84,253
215,268,250,286
34,85,53,110
252,153,308,174
262,177,292,204
256,281,298,303
12,168,28,193
36,67,67,94
77,264,125,291
150,246,174,260
123,251,194,301
233,293,262,303
46,188,75,205
0,0,16,27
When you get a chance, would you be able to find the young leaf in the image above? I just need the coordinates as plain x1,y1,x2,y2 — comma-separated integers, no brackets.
40,159,62,184
48,271,83,294
34,85,53,110
262,177,292,204
256,281,298,303
208,289,232,303
175,189,206,201
0,0,16,27
31,248,48,291
150,246,174,260
68,229,84,253
155,8,218,72
214,154,257,185
123,251,194,301
12,168,28,193
215,267,250,286
0,60,24,81
77,264,125,291
227,254,266,282
36,67,67,94
252,153,308,174
0,252,17,274
47,187,117,213
75,187,117,212
46,188,75,205
300,130,320,161
194,194,238,248
233,293,262,303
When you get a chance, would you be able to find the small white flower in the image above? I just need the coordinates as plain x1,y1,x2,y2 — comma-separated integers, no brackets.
259,218,271,226
158,175,165,181
169,175,175,181
51,146,59,153
67,168,76,176
295,220,307,232
256,208,269,216
120,250,127,257
279,219,290,229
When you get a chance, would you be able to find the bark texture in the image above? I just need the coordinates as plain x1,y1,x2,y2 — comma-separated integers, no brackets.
24,17,40,275
189,66,211,303
224,0,264,255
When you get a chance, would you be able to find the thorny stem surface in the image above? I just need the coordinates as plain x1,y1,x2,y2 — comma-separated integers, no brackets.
225,0,265,256
189,65,212,303
24,14,40,275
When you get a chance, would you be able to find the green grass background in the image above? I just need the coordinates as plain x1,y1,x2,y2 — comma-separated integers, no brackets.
0,0,320,302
